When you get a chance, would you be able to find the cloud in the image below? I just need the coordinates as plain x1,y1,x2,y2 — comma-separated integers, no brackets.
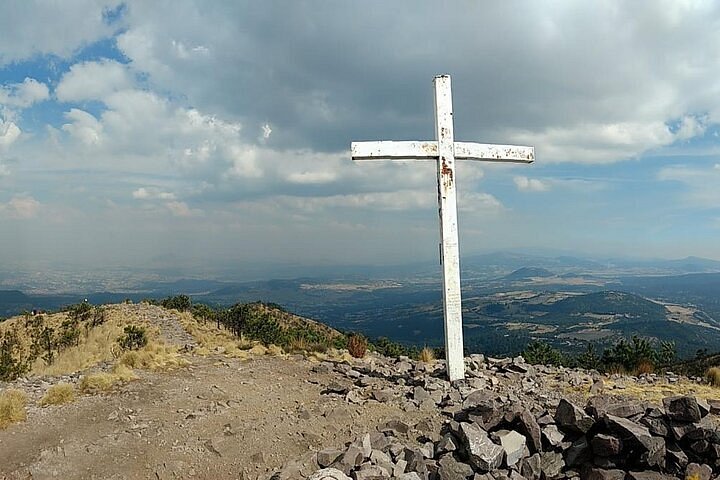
0,118,21,149
0,78,49,108
0,195,40,219
513,176,550,192
165,201,197,217
61,109,103,145
56,59,134,102
132,187,176,200
658,163,720,206
0,1,122,65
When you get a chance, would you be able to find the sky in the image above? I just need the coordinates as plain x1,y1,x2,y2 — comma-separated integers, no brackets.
1,1,720,273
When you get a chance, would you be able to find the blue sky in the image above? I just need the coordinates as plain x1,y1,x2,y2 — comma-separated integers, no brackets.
1,1,719,271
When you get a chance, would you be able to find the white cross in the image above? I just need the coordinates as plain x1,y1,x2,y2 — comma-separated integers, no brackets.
351,75,534,381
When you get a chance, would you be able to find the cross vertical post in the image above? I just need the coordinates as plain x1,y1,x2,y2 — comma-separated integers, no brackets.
350,75,534,382
433,75,464,382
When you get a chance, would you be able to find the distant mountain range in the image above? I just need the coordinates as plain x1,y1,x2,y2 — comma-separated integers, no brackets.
2,252,720,359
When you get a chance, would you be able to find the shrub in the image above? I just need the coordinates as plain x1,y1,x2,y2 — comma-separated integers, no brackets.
0,330,29,381
706,367,720,387
373,337,418,359
39,383,75,406
419,347,436,363
161,295,192,312
118,325,148,351
347,334,367,358
0,389,27,428
523,341,565,366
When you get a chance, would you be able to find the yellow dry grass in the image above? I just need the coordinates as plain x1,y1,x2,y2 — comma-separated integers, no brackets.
117,341,189,370
79,373,118,394
33,321,124,376
706,367,720,387
601,377,720,403
419,347,436,363
39,383,75,406
0,389,27,428
177,311,256,358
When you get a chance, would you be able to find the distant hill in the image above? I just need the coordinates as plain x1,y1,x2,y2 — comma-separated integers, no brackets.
504,267,554,280
0,290,32,318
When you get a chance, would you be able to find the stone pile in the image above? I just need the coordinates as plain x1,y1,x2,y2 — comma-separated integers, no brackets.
297,354,720,480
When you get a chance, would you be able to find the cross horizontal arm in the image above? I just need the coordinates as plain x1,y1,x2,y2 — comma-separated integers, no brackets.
351,141,534,163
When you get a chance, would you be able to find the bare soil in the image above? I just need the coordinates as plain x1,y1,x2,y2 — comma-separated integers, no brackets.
0,306,440,480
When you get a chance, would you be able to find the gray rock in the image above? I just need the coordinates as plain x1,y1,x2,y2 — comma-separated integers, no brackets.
514,409,542,453
437,433,459,455
352,465,389,480
459,422,504,472
582,467,626,480
381,419,410,435
519,453,541,480
555,399,594,433
496,430,526,467
604,414,654,451
317,449,344,468
589,378,604,395
371,390,393,403
590,434,621,457
663,395,701,422
539,451,564,478
685,463,712,480
639,416,669,437
665,442,688,472
308,468,352,480
396,473,421,480
625,472,675,480
564,436,590,467
341,446,365,469
541,424,566,449
437,454,474,480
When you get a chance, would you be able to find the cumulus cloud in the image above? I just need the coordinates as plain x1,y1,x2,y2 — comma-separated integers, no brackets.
513,176,550,192
61,109,103,145
56,59,134,102
0,78,49,108
0,1,122,65
0,118,21,149
0,195,40,219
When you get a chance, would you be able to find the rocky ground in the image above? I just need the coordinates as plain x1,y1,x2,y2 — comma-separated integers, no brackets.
1,303,719,479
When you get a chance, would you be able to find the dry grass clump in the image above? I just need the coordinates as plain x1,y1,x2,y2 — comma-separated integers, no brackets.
0,389,27,428
33,322,124,376
79,373,117,393
118,341,189,370
634,360,655,376
706,367,720,387
419,347,436,363
39,383,75,406
177,311,253,357
111,363,138,382
347,334,368,359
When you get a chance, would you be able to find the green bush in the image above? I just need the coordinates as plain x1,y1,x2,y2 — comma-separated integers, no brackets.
161,295,192,312
0,330,29,381
523,341,566,366
118,325,148,351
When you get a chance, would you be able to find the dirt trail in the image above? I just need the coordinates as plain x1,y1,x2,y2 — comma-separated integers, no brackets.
0,306,439,480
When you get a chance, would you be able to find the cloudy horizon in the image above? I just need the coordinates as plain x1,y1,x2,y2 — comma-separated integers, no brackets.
1,1,720,274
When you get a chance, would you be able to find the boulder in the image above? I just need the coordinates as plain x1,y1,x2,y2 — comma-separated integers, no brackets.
496,430,526,467
437,454,474,480
590,433,622,457
459,422,503,472
519,453,541,480
514,409,542,453
582,467,626,480
662,395,701,423
539,451,565,478
308,468,352,480
317,449,344,468
685,463,712,480
555,399,594,433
